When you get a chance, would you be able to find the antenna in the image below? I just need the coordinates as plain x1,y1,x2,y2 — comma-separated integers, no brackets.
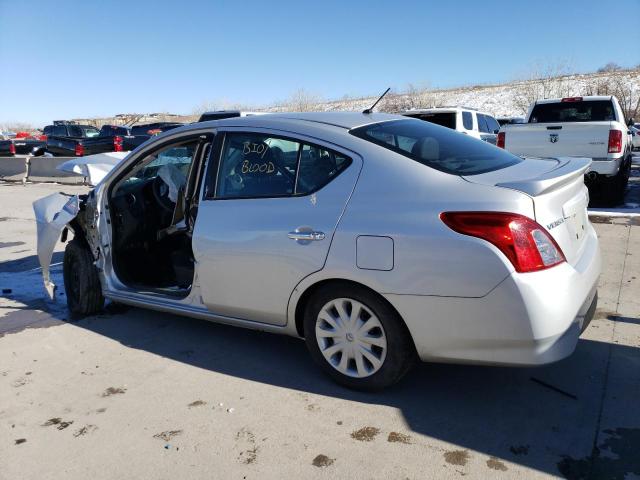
363,87,391,114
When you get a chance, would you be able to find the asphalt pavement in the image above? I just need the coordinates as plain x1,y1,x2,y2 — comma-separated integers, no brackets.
0,179,638,480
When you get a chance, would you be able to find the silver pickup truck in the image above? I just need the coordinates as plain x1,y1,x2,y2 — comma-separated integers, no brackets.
498,96,634,205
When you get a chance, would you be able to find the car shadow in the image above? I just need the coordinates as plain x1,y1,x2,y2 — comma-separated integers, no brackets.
0,252,64,273
40,303,637,478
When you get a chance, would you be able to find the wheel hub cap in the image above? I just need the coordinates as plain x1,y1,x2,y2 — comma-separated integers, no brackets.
315,298,387,378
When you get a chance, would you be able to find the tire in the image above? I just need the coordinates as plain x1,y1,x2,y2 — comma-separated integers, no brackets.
63,238,104,317
600,159,630,206
303,283,416,391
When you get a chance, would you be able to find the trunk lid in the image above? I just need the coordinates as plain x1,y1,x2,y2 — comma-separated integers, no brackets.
504,122,612,158
463,157,591,266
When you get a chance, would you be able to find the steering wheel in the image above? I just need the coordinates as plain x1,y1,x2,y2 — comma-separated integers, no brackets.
151,176,175,213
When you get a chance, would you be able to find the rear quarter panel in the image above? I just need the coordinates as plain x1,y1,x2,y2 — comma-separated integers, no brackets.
314,145,535,298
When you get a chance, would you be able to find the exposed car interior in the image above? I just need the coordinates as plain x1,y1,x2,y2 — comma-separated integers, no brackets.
109,136,211,293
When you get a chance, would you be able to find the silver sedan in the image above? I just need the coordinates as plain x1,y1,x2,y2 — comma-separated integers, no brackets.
35,112,601,390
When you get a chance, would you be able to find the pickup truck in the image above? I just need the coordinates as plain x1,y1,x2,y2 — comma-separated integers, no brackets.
43,123,104,156
497,96,634,205
0,138,46,156
42,122,183,156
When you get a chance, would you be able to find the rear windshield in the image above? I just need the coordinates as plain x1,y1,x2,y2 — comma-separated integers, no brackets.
405,112,456,129
529,100,616,123
351,119,522,176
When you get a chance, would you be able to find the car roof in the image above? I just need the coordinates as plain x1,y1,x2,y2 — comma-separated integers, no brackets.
190,111,405,132
402,107,495,116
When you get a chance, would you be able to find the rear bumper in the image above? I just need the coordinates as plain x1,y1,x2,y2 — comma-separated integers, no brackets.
385,225,601,366
587,157,623,176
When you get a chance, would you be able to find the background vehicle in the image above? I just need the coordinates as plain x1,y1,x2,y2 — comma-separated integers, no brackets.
497,96,634,205
402,107,501,144
197,110,265,122
43,122,102,156
0,139,16,156
35,112,600,390
0,137,46,156
631,126,640,150
41,122,183,156
497,117,525,126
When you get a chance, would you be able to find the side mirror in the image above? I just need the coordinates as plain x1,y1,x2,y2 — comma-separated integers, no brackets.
628,118,635,127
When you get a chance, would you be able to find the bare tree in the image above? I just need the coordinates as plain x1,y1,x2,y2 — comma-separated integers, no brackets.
584,68,640,120
512,59,576,114
379,83,436,113
597,62,622,73
3,122,35,132
282,89,322,111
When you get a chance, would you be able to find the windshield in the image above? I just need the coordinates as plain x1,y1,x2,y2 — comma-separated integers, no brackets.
405,112,456,129
350,119,522,176
529,100,616,123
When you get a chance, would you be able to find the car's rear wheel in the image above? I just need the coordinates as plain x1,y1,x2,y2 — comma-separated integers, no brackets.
304,283,415,390
63,238,104,317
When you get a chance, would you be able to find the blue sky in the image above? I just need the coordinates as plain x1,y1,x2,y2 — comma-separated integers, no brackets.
1,0,638,126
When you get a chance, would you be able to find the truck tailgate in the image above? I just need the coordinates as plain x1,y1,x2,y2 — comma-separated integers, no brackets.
504,121,612,158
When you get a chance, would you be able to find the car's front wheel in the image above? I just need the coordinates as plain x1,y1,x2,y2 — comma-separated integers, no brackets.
304,283,415,390
63,238,104,317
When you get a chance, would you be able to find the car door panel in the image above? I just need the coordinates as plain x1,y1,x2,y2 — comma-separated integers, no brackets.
192,148,361,326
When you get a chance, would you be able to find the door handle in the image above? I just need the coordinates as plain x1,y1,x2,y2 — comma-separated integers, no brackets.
288,230,325,241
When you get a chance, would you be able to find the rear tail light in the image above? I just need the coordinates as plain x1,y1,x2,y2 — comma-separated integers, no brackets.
74,144,84,156
496,131,505,149
9,143,16,155
608,129,622,153
561,97,583,102
113,135,123,152
440,212,565,273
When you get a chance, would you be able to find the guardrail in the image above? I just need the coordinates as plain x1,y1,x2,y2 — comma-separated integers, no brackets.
0,155,83,184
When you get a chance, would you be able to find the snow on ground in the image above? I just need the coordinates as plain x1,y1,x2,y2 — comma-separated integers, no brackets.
268,70,640,118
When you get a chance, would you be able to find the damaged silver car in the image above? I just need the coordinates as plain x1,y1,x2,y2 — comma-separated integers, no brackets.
34,112,600,390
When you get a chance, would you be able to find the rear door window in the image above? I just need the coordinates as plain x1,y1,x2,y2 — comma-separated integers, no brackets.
529,100,616,123
351,119,521,176
462,111,473,130
68,126,83,137
297,144,351,194
52,126,66,136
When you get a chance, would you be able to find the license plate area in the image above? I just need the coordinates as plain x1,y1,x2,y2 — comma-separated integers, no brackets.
563,191,588,243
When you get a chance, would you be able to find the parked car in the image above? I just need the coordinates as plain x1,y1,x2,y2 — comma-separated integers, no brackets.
34,112,600,390
197,110,265,122
402,107,502,144
630,126,640,151
497,96,634,205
